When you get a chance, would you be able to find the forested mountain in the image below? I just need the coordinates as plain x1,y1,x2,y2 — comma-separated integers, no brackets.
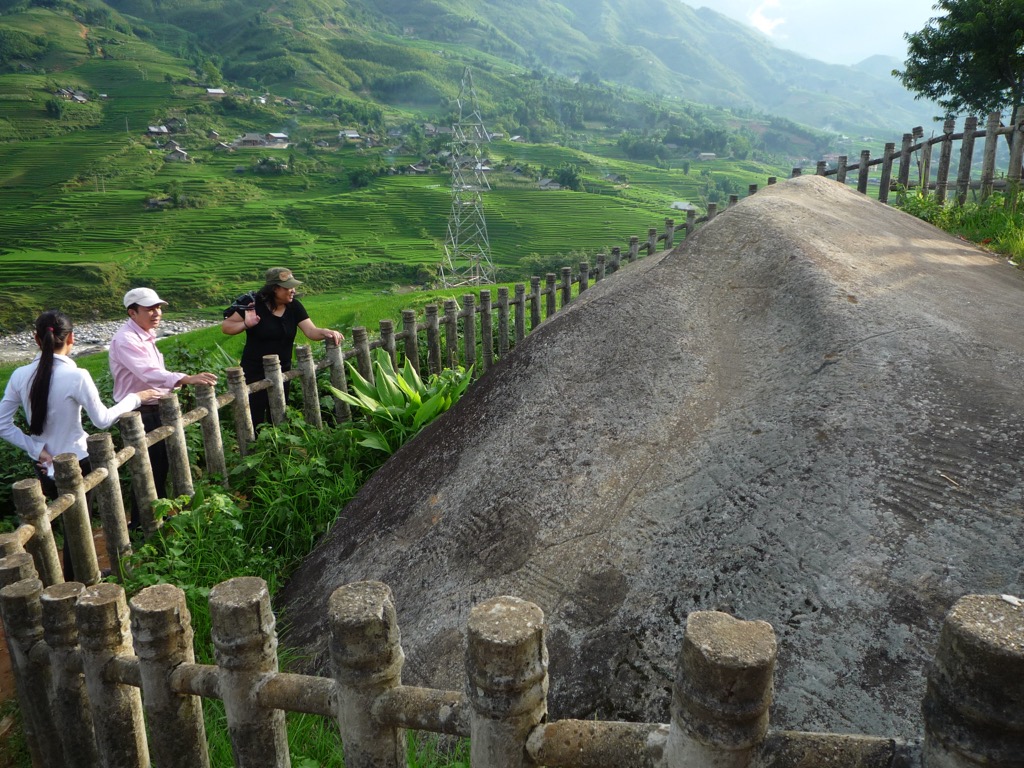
19,0,936,136
0,0,937,328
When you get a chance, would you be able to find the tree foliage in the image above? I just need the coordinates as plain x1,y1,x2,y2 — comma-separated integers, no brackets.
895,0,1024,116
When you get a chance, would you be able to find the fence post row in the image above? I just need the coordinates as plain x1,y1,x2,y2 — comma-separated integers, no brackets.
0,563,1020,768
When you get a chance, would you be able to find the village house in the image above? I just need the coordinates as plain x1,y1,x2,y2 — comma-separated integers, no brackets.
207,129,220,140
164,148,189,162
147,125,169,136
238,132,265,146
213,142,234,152
162,139,182,151
339,129,361,141
671,201,696,212
265,132,289,145
206,87,226,97
695,152,716,161
538,178,561,190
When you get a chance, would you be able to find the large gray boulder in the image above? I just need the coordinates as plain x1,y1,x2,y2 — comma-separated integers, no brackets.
278,175,1024,738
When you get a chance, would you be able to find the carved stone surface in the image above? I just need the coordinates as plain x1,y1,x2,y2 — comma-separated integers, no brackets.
278,176,1024,738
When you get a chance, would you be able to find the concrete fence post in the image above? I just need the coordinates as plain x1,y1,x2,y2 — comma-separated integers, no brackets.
791,167,802,177
707,202,718,221
131,583,210,768
403,308,420,376
857,149,872,194
497,287,511,356
0,552,36,587
479,292,494,373
728,194,739,207
160,391,194,498
353,326,374,384
466,596,548,768
664,611,777,768
263,354,288,426
0,532,26,559
87,432,132,578
767,176,777,185
41,581,100,768
120,410,159,534
611,246,622,271
529,276,542,330
578,261,589,294
13,477,63,585
463,293,477,373
956,116,980,205
1006,105,1024,208
748,183,758,196
629,235,640,262
380,319,397,370
325,337,351,422
935,116,957,204
227,367,256,455
296,345,323,429
54,452,100,585
560,267,572,307
544,274,557,319
897,132,914,189
922,594,1024,768
835,159,847,184
980,111,1001,202
195,382,228,483
686,208,697,236
664,218,675,249
0,576,65,767
514,284,526,342
815,160,827,175
444,300,460,368
425,304,442,374
328,581,406,768
647,227,658,255
209,576,290,768
879,142,896,203
77,582,149,768
596,253,606,282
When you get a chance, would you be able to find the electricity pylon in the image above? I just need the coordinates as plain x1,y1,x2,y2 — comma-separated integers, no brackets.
440,67,495,287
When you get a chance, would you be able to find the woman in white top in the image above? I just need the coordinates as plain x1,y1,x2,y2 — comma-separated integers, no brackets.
0,310,157,577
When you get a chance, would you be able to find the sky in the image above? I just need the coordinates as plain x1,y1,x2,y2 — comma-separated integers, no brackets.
679,0,939,66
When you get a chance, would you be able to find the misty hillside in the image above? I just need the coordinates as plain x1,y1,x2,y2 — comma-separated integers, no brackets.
78,0,936,134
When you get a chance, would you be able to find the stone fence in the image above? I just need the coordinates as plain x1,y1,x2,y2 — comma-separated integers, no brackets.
0,561,1021,768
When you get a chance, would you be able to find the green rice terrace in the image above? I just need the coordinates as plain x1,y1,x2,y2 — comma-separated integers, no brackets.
0,6,789,333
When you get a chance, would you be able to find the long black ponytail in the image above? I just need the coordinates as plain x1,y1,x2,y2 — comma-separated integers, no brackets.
28,310,72,435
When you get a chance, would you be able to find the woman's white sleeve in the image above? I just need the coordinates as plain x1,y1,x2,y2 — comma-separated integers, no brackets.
0,378,46,460
78,371,141,430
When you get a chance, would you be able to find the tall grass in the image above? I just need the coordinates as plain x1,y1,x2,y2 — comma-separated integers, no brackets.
893,187,1024,263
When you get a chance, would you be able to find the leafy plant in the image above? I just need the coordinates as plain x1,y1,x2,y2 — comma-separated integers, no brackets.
330,348,472,455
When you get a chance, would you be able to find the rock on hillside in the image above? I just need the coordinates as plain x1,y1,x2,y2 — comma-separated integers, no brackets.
277,176,1024,738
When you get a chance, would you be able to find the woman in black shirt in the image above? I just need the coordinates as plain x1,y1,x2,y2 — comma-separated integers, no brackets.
222,267,344,426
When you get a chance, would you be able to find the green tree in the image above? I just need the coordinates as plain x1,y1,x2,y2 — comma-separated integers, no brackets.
895,0,1024,116
45,98,64,120
554,162,583,191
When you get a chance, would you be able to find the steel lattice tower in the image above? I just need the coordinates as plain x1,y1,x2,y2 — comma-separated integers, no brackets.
440,67,495,287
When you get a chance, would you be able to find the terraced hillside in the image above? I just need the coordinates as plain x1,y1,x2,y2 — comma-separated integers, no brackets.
0,7,785,331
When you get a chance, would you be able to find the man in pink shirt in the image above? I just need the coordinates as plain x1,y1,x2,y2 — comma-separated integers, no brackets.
110,287,217,526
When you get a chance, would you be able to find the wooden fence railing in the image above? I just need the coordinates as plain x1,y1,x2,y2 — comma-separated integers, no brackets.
1,210,701,587
791,106,1024,207
0,565,1020,767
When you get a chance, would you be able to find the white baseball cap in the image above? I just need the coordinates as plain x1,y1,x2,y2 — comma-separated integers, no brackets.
123,287,168,308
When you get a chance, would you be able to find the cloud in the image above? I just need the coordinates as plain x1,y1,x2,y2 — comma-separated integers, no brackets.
748,0,786,37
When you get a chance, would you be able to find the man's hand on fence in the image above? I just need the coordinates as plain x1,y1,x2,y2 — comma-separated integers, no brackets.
180,372,218,387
